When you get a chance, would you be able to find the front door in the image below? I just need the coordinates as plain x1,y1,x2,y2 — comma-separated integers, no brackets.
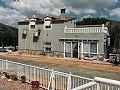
72,42,78,58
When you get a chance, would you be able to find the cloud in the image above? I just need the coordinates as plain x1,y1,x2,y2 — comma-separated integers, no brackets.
0,0,119,26
2,0,118,16
109,8,120,18
63,0,118,9
80,15,92,21
0,6,27,27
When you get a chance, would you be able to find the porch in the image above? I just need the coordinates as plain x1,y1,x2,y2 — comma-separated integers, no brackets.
60,38,99,60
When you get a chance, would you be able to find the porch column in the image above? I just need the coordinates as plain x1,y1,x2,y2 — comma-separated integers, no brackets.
81,41,83,59
78,42,80,59
71,42,72,57
64,42,65,57
97,42,99,58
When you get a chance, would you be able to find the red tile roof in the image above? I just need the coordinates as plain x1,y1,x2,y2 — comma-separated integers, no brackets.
18,16,76,24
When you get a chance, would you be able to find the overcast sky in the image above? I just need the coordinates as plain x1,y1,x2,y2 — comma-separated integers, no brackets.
0,0,120,27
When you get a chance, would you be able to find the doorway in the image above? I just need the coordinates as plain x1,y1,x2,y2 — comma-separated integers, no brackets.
64,42,80,58
72,42,78,58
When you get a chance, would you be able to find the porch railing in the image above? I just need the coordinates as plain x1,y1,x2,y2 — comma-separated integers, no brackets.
0,59,120,90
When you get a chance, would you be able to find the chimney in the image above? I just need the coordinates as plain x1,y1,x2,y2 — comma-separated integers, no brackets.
60,8,66,19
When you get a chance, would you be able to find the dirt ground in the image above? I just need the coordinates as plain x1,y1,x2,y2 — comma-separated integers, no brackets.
0,53,120,80
0,77,44,90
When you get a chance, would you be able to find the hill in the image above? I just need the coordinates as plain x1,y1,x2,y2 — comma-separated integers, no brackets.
0,23,18,31
0,23,18,49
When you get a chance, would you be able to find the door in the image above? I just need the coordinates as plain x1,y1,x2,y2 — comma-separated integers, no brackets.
72,42,78,58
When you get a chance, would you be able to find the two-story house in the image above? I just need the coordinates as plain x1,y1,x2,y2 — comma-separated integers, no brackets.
18,9,110,60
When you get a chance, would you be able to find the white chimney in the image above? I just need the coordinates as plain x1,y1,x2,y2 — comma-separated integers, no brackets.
60,8,66,19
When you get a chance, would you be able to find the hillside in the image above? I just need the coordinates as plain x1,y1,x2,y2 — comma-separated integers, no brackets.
110,20,120,28
0,23,18,31
0,23,18,48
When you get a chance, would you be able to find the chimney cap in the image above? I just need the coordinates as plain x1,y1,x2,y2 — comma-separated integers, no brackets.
60,8,66,13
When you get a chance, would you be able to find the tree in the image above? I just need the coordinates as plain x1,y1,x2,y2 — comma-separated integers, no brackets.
0,27,18,50
110,25,120,53
0,31,6,49
76,17,108,25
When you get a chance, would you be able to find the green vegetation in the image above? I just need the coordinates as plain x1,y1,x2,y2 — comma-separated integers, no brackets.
0,23,18,50
76,17,108,25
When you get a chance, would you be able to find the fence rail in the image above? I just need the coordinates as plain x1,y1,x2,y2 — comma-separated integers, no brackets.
0,59,120,90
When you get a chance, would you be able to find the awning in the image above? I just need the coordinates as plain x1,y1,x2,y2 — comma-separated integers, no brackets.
30,21,35,25
59,38,99,42
44,21,51,26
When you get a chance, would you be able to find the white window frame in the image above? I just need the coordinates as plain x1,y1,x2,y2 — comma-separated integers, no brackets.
30,25,35,29
44,16,52,30
44,21,52,30
44,42,52,52
29,19,36,30
83,41,98,55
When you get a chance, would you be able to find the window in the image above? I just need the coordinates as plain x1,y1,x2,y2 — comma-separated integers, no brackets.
44,42,52,52
65,42,71,57
45,26,51,28
29,18,36,30
44,21,51,29
31,25,35,29
65,42,71,53
83,42,97,54
90,43,97,53
44,17,52,29
83,42,89,53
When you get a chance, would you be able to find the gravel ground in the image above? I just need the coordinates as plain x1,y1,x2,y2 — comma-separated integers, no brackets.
0,77,44,90
0,55,120,81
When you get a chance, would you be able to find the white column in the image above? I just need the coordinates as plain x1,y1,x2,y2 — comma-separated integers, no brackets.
81,41,83,59
67,72,71,90
71,42,72,57
6,60,8,70
96,83,100,90
25,39,26,49
97,42,99,59
102,24,104,32
64,42,65,57
2,60,3,69
78,42,80,59
52,71,55,90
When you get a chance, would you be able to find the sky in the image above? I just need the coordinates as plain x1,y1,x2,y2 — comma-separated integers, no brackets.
0,0,120,27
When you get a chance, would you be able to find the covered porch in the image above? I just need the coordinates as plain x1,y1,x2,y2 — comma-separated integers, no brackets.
59,38,99,59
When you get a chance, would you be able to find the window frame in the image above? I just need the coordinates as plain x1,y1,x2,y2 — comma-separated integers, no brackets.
83,41,98,54
44,42,52,52
44,19,52,30
30,25,35,29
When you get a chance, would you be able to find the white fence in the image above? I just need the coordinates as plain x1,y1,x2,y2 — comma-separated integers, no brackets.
0,59,93,90
0,59,120,90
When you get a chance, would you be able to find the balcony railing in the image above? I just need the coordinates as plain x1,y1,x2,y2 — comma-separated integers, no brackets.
65,27,103,33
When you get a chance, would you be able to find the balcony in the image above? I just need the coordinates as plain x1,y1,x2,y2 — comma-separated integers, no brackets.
64,24,105,33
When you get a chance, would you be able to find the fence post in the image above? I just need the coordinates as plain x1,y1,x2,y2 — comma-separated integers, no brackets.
96,83,100,90
67,72,71,90
6,60,8,70
52,69,55,90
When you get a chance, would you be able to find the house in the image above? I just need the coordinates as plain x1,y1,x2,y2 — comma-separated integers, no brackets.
18,8,110,60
